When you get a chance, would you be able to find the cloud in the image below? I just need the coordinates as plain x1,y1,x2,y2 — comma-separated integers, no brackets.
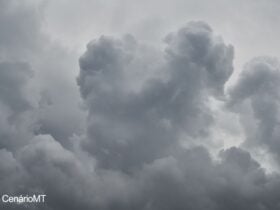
0,61,35,151
1,1,280,209
228,57,280,162
0,62,33,113
0,0,86,148
77,21,233,171
0,0,44,60
128,146,280,210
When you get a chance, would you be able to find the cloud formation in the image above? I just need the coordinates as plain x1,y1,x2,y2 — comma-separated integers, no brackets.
1,1,280,210
228,57,280,162
78,21,233,171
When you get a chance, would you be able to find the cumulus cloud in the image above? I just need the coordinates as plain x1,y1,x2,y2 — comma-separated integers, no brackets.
1,1,280,210
77,21,233,171
228,57,280,162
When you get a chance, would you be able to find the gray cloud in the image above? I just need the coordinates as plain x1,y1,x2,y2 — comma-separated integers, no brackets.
0,0,44,60
78,21,233,171
1,1,280,209
3,142,280,210
0,62,32,113
129,146,280,210
228,57,280,162
0,61,35,151
0,0,85,150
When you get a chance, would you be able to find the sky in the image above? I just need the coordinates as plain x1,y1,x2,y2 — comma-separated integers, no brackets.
1,0,280,209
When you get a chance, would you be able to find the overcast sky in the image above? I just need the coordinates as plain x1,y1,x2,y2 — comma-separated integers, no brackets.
1,0,280,209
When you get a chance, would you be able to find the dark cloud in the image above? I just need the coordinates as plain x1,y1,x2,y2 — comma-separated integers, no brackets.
77,22,233,171
129,146,280,210
228,57,280,161
0,1,280,209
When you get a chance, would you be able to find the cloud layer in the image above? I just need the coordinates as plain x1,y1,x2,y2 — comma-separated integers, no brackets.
1,1,280,210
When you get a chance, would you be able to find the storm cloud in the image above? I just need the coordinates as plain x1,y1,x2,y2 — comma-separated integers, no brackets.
77,21,234,171
1,1,280,210
228,57,280,163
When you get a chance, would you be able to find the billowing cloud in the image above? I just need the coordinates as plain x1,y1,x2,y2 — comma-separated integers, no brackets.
228,57,280,162
77,21,233,171
1,1,280,210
